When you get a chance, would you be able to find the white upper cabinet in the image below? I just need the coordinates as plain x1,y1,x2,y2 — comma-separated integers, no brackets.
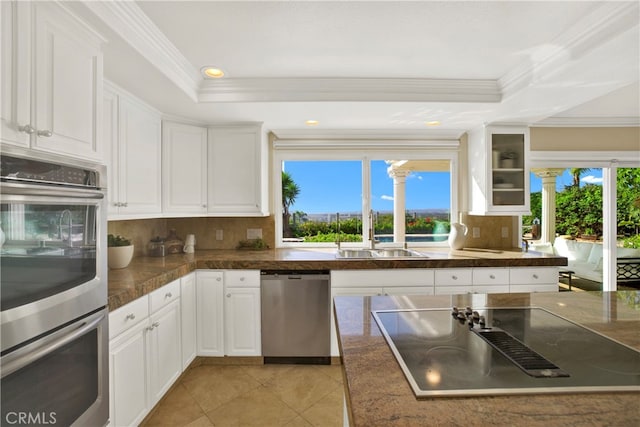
104,82,162,218
1,1,104,161
468,125,530,215
207,123,268,216
162,121,208,215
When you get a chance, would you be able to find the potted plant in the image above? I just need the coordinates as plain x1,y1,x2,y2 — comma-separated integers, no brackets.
108,234,134,269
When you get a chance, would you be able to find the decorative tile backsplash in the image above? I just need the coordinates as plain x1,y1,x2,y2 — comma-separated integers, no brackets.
108,216,276,256
108,213,517,257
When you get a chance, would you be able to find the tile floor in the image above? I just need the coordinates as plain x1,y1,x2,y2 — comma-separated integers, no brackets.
141,363,344,426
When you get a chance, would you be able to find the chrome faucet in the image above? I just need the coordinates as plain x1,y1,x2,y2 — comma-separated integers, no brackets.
368,209,379,249
335,212,341,249
522,239,529,252
59,209,73,247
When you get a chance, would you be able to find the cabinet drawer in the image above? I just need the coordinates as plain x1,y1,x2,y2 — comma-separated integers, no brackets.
109,295,149,339
149,279,181,313
434,269,473,286
472,284,509,294
472,268,509,285
225,270,260,287
509,267,558,285
434,286,470,295
510,283,559,293
331,269,434,287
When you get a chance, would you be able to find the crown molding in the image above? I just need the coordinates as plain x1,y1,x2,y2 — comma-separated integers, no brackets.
534,117,640,127
85,1,201,102
198,78,501,103
271,128,465,141
499,2,640,97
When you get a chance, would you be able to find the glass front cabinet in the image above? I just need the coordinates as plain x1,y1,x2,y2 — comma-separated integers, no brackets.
468,125,530,215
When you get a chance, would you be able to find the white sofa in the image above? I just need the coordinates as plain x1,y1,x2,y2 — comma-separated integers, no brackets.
531,237,640,283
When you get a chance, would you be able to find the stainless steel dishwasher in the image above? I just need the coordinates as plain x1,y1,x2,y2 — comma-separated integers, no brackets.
261,270,330,364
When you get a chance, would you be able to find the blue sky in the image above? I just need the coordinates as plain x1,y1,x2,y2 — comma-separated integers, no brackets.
530,168,603,192
284,161,603,214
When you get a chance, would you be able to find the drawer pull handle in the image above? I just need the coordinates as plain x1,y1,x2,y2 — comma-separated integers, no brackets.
147,322,160,331
490,274,495,279
452,275,458,280
165,292,172,298
125,314,135,320
37,129,53,137
533,274,539,279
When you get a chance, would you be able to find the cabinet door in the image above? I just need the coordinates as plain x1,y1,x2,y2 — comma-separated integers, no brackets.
196,271,225,356
180,272,197,369
118,96,162,215
103,87,119,213
0,0,30,148
489,130,528,212
109,321,149,427
147,299,182,407
162,121,208,214
224,287,261,356
208,124,266,216
32,2,103,161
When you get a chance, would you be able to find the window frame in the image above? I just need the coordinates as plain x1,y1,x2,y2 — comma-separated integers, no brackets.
273,142,460,248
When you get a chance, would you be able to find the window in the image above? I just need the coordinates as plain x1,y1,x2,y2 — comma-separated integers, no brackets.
274,143,458,247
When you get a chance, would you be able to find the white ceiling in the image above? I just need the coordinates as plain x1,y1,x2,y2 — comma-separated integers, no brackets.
74,0,640,135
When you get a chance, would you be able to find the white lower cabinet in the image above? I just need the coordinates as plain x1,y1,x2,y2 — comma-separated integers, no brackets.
147,299,182,406
510,267,559,293
109,318,148,427
195,269,261,357
109,278,183,427
180,272,197,368
195,271,224,356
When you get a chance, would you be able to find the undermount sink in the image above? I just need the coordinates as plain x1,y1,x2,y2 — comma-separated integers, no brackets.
335,248,427,259
372,248,424,258
336,249,376,258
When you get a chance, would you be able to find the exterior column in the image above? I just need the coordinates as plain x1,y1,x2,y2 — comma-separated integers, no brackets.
532,168,565,244
389,169,410,243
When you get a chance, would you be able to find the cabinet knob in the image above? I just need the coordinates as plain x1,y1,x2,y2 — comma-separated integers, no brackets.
37,129,53,137
18,124,35,134
125,314,135,320
202,204,207,208
216,277,222,282
533,274,539,279
452,275,458,280
490,274,495,279
165,292,172,298
123,202,128,207
239,277,245,282
153,321,160,328
226,293,231,298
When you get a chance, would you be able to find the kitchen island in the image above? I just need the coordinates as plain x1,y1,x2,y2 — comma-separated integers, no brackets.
108,248,565,310
334,291,640,426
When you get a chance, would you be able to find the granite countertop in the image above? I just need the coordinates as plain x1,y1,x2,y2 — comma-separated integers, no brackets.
334,291,640,426
108,247,567,310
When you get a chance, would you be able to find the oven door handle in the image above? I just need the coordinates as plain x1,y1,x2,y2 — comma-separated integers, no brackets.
0,311,106,378
1,182,104,199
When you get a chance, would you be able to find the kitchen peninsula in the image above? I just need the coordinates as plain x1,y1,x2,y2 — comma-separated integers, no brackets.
334,291,640,426
107,248,566,310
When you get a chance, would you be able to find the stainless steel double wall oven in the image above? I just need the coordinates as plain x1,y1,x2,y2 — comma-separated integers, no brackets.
0,148,109,427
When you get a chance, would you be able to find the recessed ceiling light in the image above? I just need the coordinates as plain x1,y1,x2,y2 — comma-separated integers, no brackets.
202,67,225,79
305,120,319,126
426,120,441,126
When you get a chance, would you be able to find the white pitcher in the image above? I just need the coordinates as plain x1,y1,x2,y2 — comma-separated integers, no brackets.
448,223,468,250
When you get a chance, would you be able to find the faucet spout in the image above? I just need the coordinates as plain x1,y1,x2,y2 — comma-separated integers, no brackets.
335,212,341,249
368,210,379,249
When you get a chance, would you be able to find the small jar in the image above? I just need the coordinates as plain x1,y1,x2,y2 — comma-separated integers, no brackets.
148,237,165,257
164,229,183,254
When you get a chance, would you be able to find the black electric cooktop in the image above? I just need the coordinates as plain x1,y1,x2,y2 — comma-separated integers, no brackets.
372,307,640,397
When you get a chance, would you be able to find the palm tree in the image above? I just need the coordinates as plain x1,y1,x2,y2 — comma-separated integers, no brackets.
569,168,591,187
282,171,300,237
